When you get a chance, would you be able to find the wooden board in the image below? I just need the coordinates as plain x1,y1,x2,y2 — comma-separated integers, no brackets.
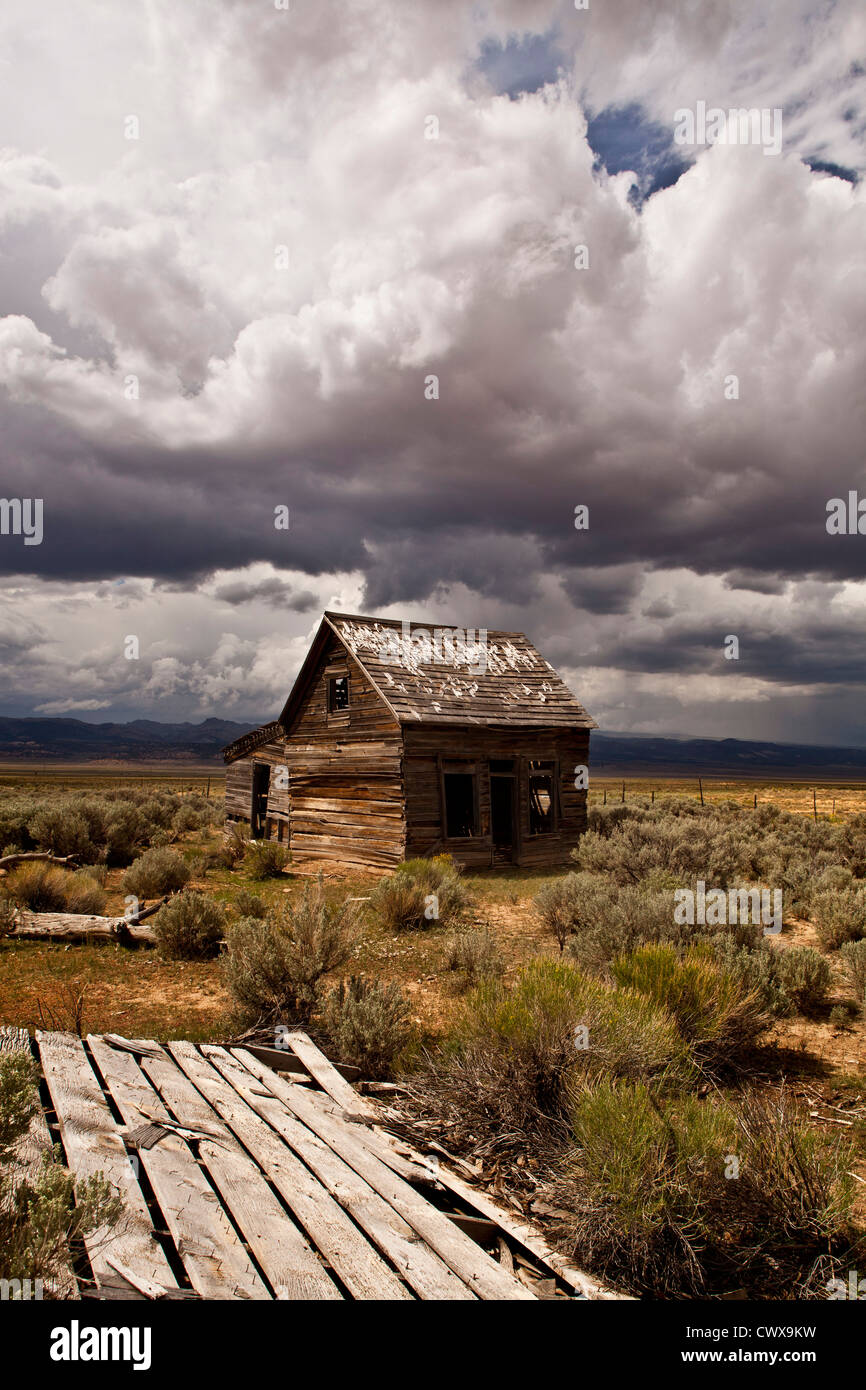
233,1048,535,1301
139,1044,341,1301
203,1046,472,1300
168,1043,410,1301
344,1127,624,1300
280,1031,378,1119
87,1035,269,1301
36,1031,178,1293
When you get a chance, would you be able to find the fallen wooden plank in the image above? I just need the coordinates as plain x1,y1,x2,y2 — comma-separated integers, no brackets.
298,1088,435,1184
243,1043,360,1081
169,1042,410,1301
139,1044,340,1301
281,1031,378,1118
364,1132,624,1300
233,1048,534,1301
36,1031,176,1294
87,1035,268,1301
204,1046,468,1300
105,1257,172,1301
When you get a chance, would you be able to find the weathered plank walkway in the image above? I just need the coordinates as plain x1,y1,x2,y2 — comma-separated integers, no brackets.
5,1028,617,1300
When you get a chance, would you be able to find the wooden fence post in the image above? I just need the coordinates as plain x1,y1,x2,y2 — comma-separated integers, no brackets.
698,777,704,807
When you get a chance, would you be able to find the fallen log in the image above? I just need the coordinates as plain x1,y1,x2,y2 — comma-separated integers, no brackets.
3,894,177,945
0,852,81,872
3,896,176,945
8,911,157,944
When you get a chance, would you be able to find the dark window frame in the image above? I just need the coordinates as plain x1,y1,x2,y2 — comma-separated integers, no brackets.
526,758,560,836
438,757,481,840
326,673,350,715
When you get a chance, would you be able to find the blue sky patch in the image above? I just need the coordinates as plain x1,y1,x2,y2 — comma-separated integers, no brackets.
586,103,692,205
476,30,565,98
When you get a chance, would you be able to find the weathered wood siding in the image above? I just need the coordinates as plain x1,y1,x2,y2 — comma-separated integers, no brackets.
225,741,289,841
403,726,590,868
225,759,253,822
285,636,405,867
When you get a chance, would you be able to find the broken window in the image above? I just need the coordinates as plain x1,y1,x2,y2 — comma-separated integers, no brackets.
444,772,478,838
328,676,349,712
529,760,556,834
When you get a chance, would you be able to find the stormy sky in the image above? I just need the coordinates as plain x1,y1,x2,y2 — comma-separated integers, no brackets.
0,0,864,742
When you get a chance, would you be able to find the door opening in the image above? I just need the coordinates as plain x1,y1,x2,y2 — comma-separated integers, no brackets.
251,763,270,837
490,773,515,861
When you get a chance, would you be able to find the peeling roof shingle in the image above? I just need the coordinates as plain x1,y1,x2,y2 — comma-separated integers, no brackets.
325,612,597,730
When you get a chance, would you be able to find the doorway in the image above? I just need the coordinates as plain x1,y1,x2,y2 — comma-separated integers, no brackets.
490,772,515,862
250,762,270,837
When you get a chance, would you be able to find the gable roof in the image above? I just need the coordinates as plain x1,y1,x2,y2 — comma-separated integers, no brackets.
278,612,597,732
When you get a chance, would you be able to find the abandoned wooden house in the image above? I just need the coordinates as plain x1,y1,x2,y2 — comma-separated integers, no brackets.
223,612,597,869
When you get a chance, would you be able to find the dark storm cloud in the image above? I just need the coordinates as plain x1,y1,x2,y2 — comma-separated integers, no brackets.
0,0,864,739
586,614,866,686
212,578,319,611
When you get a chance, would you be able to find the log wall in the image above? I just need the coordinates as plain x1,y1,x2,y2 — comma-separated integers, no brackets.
284,636,405,867
403,726,591,869
225,741,290,842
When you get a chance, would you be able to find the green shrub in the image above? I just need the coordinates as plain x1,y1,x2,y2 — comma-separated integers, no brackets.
0,861,108,914
218,822,248,867
29,807,99,863
245,840,289,879
61,870,107,915
103,805,148,866
0,1050,122,1293
1,863,71,912
562,877,685,974
773,947,832,1016
371,855,473,932
122,847,191,898
534,875,584,950
0,898,16,936
420,958,690,1144
444,927,504,989
321,975,413,1079
611,942,770,1069
171,804,200,834
812,865,855,894
0,1051,39,1155
710,934,790,1016
562,1081,857,1298
573,817,748,888
152,890,226,960
811,887,866,950
223,882,359,1025
830,1003,857,1028
840,940,866,1002
232,889,268,920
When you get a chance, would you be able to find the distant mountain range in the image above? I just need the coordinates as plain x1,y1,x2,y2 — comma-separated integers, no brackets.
591,733,866,779
0,717,865,777
0,716,253,763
